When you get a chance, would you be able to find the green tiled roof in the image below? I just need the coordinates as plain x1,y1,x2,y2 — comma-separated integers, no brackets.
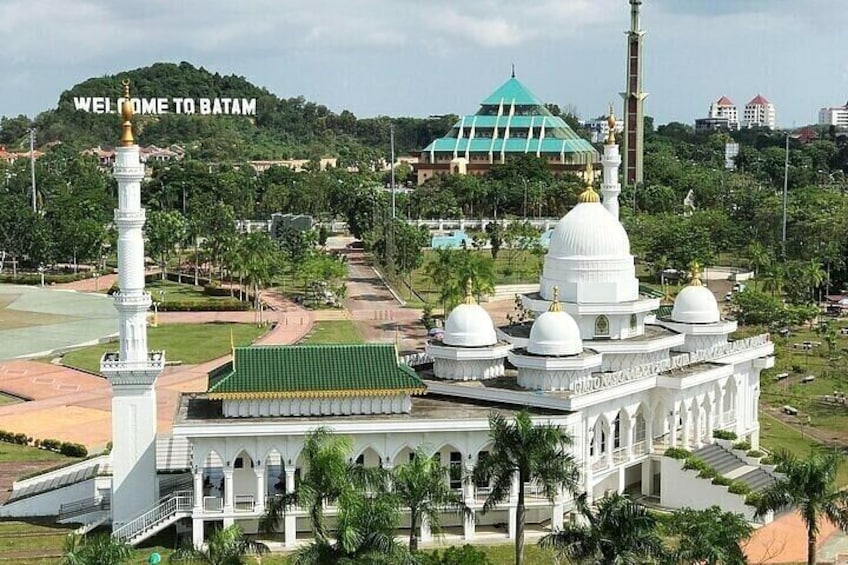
482,77,546,106
207,344,426,399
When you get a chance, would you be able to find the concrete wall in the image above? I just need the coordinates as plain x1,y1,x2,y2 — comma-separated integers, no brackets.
659,457,765,522
0,479,97,518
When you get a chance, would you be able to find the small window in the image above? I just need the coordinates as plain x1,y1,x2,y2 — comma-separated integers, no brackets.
449,452,462,489
630,314,637,330
475,452,490,488
595,315,610,338
355,454,364,466
234,457,243,469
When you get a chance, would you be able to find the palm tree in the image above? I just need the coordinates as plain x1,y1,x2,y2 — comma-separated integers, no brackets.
748,242,772,290
170,524,268,564
392,446,469,552
239,232,277,323
667,506,752,565
539,492,665,564
802,259,826,304
760,262,785,297
259,427,384,541
473,410,581,565
754,449,848,565
61,533,132,565
292,489,413,565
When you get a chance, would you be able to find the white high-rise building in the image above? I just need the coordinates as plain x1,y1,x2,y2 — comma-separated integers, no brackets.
743,95,776,129
100,81,164,528
819,103,848,127
709,96,738,129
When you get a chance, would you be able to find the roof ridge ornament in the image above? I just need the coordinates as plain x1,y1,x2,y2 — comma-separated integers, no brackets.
548,286,562,312
511,63,515,78
578,158,600,203
689,262,703,287
120,79,135,147
464,278,476,305
606,103,616,145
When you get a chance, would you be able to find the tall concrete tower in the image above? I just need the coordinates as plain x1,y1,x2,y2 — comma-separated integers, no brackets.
600,107,622,221
101,81,164,528
621,0,647,186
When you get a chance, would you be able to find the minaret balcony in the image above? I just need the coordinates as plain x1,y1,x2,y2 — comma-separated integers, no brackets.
113,165,145,180
113,291,152,311
100,351,165,385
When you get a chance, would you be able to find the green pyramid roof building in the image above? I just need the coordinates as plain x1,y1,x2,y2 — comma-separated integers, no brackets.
417,76,598,184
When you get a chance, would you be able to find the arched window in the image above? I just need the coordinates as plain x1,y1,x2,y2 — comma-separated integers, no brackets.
595,315,610,338
630,313,637,330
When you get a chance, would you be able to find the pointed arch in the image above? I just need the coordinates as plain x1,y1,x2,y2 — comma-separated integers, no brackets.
594,315,610,338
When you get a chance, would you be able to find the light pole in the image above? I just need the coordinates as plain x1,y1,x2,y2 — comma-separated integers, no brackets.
522,177,528,219
781,133,789,260
29,126,37,213
37,264,45,287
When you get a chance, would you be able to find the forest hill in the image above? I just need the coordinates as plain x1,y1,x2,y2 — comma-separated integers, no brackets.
72,97,256,116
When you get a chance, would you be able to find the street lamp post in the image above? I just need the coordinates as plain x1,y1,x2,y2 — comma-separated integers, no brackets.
37,264,45,287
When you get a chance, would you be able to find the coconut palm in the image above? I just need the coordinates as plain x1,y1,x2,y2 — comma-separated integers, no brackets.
754,449,848,565
667,506,752,565
292,489,413,565
239,232,278,322
61,533,133,565
802,259,826,303
748,242,772,290
539,492,665,564
473,410,581,565
392,446,469,551
259,427,385,541
169,524,268,564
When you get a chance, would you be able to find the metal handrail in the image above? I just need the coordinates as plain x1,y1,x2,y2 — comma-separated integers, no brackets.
112,490,192,543
59,495,110,521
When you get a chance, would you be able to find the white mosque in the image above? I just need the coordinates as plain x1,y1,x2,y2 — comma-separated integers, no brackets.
0,95,776,548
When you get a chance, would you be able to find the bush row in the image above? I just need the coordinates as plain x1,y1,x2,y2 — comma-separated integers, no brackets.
675,451,755,504
712,429,738,440
0,273,91,285
0,429,88,458
158,300,249,312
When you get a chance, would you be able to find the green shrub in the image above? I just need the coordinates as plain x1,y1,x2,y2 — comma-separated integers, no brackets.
728,481,752,496
732,440,752,451
158,299,249,312
760,455,776,466
697,467,717,479
683,456,711,474
664,447,692,460
40,438,62,452
747,450,764,458
59,442,88,458
203,283,231,297
713,429,738,440
418,545,495,565
0,272,90,285
745,492,762,507
712,475,733,487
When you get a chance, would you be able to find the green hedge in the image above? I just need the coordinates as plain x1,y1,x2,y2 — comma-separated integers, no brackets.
728,481,752,495
713,429,738,440
0,429,87,458
747,449,764,458
664,447,692,460
0,272,92,285
711,475,733,487
745,492,762,507
158,300,249,312
732,440,752,451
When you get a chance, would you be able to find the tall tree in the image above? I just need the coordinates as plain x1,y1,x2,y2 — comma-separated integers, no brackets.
392,446,468,552
754,450,848,565
146,210,187,279
473,411,581,565
539,492,665,565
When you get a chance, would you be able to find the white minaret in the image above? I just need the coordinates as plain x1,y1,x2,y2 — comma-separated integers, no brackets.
600,107,622,221
101,80,164,528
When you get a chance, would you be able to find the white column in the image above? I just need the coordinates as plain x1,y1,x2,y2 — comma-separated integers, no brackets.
668,407,678,448
626,416,635,459
192,518,204,548
601,142,622,220
223,469,234,513
551,488,565,532
421,515,433,543
718,388,726,428
604,422,613,468
645,416,654,454
706,403,715,443
285,466,296,494
681,405,692,450
193,468,204,512
641,460,652,496
255,466,266,514
463,462,476,541
694,407,703,450
284,466,297,546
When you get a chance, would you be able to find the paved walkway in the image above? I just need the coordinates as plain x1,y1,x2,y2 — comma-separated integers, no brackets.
54,273,118,293
0,290,313,450
744,511,837,564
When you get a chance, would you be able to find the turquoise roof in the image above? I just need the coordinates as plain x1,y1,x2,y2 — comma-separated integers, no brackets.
421,76,597,159
481,77,547,107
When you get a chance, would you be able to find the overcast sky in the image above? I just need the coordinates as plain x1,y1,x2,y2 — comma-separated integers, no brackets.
1,0,846,128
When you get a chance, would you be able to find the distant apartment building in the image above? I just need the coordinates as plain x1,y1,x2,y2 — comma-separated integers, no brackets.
818,102,848,127
709,96,738,129
743,95,775,129
583,115,624,143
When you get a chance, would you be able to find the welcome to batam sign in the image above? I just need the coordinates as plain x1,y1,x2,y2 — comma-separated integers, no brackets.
73,96,256,115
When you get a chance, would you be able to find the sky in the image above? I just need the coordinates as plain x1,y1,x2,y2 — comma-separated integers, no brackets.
1,0,846,128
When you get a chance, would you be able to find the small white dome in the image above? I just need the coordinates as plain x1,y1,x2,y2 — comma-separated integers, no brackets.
547,202,631,259
671,284,720,324
443,303,497,347
527,310,583,356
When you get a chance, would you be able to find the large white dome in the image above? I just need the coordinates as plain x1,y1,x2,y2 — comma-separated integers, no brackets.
443,303,497,347
671,284,720,324
547,202,631,259
527,310,583,356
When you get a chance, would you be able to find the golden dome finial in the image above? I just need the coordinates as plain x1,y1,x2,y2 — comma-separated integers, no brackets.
120,79,135,147
689,262,703,287
578,158,600,203
606,103,616,145
548,286,562,312
464,278,475,305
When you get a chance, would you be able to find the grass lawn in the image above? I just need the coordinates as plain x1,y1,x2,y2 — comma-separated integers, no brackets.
146,279,244,306
0,442,74,463
62,323,266,373
299,321,364,345
0,393,21,406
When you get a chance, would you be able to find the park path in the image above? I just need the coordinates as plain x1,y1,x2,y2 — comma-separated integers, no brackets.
744,510,838,563
0,290,313,450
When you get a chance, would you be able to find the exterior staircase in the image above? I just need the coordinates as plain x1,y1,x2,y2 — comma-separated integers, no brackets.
693,444,779,492
112,491,193,546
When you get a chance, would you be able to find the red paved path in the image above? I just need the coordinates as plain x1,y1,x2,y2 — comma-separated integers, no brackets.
744,511,837,564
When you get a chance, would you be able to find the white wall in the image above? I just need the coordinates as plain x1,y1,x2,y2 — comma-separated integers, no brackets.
0,479,97,518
